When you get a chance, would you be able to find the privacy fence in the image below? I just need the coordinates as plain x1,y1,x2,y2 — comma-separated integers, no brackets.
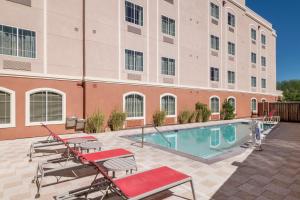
258,102,300,122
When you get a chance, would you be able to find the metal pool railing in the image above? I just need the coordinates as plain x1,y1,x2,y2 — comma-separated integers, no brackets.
140,124,171,148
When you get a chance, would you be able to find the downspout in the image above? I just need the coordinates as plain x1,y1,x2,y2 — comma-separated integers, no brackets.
82,0,86,119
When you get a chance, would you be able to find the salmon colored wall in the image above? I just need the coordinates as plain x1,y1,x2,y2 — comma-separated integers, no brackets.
0,77,276,140
0,76,83,140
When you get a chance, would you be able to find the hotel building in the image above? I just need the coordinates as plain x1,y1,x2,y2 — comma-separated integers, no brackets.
0,0,277,140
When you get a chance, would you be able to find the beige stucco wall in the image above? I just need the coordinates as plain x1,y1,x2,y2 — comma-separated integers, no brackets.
0,0,277,95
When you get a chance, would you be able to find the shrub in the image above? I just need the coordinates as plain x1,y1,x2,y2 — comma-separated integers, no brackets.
195,102,211,122
178,110,191,124
153,111,166,127
85,110,105,133
108,110,126,131
221,100,235,120
189,111,197,123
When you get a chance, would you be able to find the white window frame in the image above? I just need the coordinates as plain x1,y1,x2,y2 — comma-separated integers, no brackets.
210,96,220,115
210,128,221,148
160,93,177,118
251,98,257,113
25,88,66,126
0,87,16,128
227,96,236,113
123,92,146,124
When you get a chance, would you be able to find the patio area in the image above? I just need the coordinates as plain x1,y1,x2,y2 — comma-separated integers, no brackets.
0,122,299,200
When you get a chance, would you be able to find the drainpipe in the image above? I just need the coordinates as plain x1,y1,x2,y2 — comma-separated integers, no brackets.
82,0,87,119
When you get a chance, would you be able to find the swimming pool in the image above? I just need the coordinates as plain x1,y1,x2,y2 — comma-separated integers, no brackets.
130,122,252,160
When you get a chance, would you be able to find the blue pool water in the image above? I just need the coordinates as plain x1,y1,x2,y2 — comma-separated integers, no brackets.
132,123,252,159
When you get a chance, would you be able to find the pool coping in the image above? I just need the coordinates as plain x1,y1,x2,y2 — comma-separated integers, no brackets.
121,119,279,165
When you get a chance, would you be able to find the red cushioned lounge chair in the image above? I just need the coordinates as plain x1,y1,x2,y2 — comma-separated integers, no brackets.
33,145,134,198
28,124,97,161
55,161,196,200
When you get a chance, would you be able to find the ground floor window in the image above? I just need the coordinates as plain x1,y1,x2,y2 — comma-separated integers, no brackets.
251,98,257,112
124,93,144,118
161,94,176,116
227,97,236,112
26,89,65,125
210,96,220,114
0,87,15,128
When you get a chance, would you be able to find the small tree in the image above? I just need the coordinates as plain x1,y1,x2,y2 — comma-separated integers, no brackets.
153,111,166,127
195,102,211,122
220,100,235,120
85,110,105,133
178,110,191,124
108,110,126,131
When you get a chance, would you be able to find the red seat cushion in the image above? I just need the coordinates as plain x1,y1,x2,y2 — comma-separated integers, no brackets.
114,166,190,198
81,149,133,162
61,135,97,143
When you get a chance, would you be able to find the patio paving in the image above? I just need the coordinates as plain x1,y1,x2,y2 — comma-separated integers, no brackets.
0,121,298,200
211,122,300,200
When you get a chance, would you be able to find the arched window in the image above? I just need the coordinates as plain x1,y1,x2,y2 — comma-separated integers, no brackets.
210,96,220,114
227,97,236,112
124,92,144,118
0,87,15,128
261,98,267,103
26,88,66,125
161,94,176,116
251,98,257,112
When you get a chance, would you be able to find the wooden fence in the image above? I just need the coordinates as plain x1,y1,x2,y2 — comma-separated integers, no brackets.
258,102,300,122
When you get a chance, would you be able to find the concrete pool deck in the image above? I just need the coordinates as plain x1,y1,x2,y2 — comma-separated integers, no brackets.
1,120,298,200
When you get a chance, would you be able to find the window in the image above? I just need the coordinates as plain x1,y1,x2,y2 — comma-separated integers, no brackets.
228,71,235,84
211,35,219,50
251,52,257,64
228,13,235,27
210,3,219,19
125,49,143,72
261,56,266,66
0,25,36,58
227,97,236,112
261,34,266,45
251,28,256,40
251,98,257,112
0,88,15,128
261,78,266,89
251,76,257,87
161,57,175,76
124,93,144,118
210,67,219,81
161,95,176,116
125,1,143,26
162,16,175,36
26,89,65,125
210,96,220,114
228,42,235,56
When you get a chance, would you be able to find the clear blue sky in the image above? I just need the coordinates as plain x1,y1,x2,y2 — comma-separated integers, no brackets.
246,0,300,81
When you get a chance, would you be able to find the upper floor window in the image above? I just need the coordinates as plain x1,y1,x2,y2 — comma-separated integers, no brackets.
228,13,235,27
211,35,219,50
261,34,266,45
261,56,266,66
124,93,144,118
26,89,65,125
210,96,220,114
228,42,235,56
162,16,175,36
125,1,143,26
210,67,219,82
161,95,176,116
261,78,267,89
210,3,219,19
0,25,36,58
251,76,257,87
161,57,175,76
228,71,235,84
0,88,15,128
251,28,256,40
125,49,143,72
251,52,257,64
